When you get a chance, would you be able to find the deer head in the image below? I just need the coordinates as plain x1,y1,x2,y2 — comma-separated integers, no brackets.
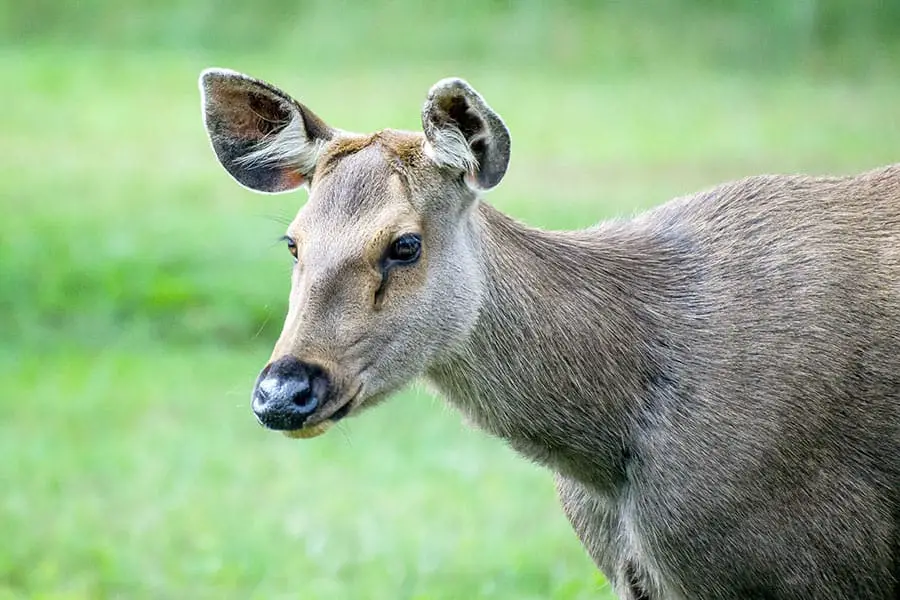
199,69,511,438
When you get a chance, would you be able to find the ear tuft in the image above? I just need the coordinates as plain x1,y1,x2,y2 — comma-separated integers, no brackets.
421,77,511,191
198,68,333,194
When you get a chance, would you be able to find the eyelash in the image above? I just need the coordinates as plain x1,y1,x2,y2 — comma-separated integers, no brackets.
280,235,298,261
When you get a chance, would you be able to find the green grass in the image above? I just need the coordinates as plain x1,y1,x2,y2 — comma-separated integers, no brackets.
3,6,900,596
7,0,900,75
0,345,607,599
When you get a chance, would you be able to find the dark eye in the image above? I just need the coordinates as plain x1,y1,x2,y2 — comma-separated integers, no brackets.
282,236,298,261
386,234,422,265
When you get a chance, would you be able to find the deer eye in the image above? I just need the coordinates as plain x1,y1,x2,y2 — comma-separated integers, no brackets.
281,236,298,261
386,234,422,265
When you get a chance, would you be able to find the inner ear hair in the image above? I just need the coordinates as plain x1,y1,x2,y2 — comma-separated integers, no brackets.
235,110,325,179
421,77,511,190
424,120,480,175
199,68,335,194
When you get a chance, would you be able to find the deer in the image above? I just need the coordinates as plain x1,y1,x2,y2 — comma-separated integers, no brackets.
198,68,899,599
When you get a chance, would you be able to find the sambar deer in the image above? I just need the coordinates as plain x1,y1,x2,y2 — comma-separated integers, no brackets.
198,69,899,599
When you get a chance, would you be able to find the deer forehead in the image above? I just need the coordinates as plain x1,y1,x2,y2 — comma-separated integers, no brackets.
316,129,427,176
291,139,423,260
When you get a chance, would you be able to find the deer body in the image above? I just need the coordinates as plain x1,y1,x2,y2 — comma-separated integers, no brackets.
431,176,900,599
199,70,900,599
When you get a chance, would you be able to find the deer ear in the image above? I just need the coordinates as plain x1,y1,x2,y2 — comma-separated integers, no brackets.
198,68,334,194
421,78,511,191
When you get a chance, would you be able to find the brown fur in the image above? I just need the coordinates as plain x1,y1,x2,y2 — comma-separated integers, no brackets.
316,129,425,175
199,69,899,599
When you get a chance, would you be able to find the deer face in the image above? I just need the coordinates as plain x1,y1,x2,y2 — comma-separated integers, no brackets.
199,70,510,438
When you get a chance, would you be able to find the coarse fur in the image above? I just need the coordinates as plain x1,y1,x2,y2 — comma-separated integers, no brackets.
198,68,900,599
235,111,328,181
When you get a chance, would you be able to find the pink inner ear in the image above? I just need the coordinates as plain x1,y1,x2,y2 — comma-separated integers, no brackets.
281,170,306,190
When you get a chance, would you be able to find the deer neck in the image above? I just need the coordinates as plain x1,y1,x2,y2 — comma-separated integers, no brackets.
427,202,684,491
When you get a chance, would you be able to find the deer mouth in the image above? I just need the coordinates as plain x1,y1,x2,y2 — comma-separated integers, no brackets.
282,421,334,439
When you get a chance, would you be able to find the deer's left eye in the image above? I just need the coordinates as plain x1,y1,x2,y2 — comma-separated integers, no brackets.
386,234,422,265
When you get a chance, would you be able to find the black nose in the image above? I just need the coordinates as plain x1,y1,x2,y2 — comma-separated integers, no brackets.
252,356,330,430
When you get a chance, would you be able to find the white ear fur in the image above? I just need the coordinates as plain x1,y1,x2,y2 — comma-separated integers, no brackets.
422,126,479,174
233,112,327,187
421,77,511,191
198,67,334,194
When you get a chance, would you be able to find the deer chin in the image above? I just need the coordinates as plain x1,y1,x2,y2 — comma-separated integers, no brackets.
282,421,333,439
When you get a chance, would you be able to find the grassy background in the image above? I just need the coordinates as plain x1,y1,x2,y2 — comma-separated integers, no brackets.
2,2,900,598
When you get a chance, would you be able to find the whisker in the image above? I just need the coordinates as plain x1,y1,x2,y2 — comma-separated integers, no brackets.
336,422,353,447
259,213,295,227
252,306,272,341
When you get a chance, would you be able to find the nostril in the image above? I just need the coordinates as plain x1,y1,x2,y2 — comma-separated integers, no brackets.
251,357,331,429
282,377,318,415
308,367,330,405
254,371,319,414
290,391,318,414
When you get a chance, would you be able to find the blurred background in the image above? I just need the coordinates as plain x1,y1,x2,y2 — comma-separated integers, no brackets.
2,1,900,598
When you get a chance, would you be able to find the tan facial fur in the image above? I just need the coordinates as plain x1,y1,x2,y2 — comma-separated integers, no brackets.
274,138,427,415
